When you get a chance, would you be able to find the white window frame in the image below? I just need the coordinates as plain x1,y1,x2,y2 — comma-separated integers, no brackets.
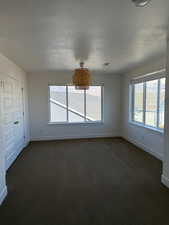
48,85,104,125
130,71,165,133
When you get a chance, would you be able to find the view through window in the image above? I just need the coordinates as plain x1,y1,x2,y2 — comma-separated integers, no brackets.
131,77,166,130
49,86,103,123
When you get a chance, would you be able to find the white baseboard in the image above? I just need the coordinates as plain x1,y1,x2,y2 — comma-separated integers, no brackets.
161,174,169,188
0,186,7,205
30,133,116,141
122,136,163,161
6,144,23,170
24,141,30,148
5,141,30,170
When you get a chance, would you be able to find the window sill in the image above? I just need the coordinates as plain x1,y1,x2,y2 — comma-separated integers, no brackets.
48,121,104,125
129,121,164,135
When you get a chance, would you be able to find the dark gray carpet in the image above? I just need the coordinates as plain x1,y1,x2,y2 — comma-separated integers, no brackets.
1,138,169,225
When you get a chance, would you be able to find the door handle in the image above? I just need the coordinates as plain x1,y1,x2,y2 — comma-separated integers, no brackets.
14,121,19,125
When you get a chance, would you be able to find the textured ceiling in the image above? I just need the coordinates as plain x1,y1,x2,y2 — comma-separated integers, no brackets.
0,0,168,73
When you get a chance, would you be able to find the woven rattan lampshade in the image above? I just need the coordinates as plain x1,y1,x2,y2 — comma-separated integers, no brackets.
72,62,91,90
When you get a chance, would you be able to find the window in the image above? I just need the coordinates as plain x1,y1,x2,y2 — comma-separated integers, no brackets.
145,80,158,127
86,86,102,121
159,78,165,129
133,83,144,123
50,86,67,122
49,85,103,123
131,77,166,131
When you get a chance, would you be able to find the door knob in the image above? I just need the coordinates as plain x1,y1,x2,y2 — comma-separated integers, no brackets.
14,121,19,124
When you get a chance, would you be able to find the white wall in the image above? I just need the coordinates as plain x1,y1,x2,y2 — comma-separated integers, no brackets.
0,53,30,204
162,38,169,187
28,71,121,140
121,63,165,161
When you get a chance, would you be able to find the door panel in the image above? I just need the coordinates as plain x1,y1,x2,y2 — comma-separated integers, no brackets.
13,79,24,149
3,77,15,159
2,76,25,166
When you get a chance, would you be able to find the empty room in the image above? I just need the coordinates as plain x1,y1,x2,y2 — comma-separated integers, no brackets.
0,0,169,224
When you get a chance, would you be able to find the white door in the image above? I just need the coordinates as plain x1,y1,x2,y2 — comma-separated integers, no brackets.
2,76,25,169
13,79,25,149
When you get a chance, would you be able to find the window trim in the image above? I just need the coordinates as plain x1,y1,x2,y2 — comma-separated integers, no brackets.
129,120,164,135
48,84,104,124
130,75,165,132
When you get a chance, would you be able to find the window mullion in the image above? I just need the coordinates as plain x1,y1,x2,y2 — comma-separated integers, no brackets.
157,79,160,128
66,85,69,122
132,84,135,121
84,89,86,121
143,82,146,125
101,86,104,122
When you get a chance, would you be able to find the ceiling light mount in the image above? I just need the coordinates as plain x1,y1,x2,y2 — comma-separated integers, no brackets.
132,0,151,7
80,61,84,68
103,62,110,66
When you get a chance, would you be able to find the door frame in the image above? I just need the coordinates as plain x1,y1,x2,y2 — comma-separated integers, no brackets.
21,87,26,144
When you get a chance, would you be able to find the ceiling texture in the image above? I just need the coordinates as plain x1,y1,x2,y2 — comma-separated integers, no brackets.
0,0,168,73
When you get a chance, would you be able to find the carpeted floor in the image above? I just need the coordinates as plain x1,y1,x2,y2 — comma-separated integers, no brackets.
1,138,169,225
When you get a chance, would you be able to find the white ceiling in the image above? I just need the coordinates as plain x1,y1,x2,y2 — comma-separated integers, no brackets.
0,0,168,73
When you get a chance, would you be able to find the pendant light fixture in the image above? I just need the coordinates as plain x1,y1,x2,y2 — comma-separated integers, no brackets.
72,62,91,90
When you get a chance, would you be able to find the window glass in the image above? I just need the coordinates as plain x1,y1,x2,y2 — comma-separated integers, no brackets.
50,86,66,105
49,85,103,123
86,86,102,121
145,80,158,127
159,78,166,129
131,77,166,131
133,83,144,123
49,86,67,122
68,86,85,122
